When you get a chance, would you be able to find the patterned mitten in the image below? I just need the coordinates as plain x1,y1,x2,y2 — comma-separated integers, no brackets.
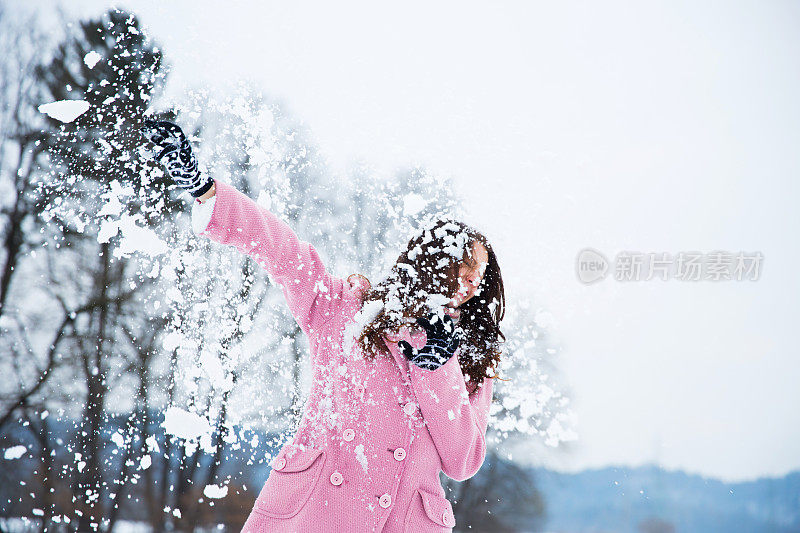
139,119,214,198
399,312,464,371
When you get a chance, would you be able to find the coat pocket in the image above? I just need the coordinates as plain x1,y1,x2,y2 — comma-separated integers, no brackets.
252,447,326,519
404,487,456,531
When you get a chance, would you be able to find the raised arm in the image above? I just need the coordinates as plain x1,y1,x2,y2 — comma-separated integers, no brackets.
408,352,494,481
398,313,495,480
138,119,345,339
192,179,346,339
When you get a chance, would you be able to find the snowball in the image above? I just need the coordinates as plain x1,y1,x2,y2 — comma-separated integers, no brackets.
162,406,212,441
38,100,90,123
3,445,27,460
203,484,229,499
145,435,160,453
98,214,169,257
117,216,169,257
84,51,102,69
110,431,125,448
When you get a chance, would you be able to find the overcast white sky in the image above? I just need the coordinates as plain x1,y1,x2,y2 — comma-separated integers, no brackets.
35,0,800,482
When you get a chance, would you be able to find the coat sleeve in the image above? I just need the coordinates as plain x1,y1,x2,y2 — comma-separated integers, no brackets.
190,179,346,339
407,349,494,482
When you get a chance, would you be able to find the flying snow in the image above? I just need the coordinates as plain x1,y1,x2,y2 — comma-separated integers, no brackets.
83,51,102,69
38,99,90,123
342,299,384,355
203,484,229,499
3,445,27,460
98,213,169,258
354,443,368,474
110,431,125,448
162,406,213,441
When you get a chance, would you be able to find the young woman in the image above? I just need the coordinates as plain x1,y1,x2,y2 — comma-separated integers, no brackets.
140,119,506,532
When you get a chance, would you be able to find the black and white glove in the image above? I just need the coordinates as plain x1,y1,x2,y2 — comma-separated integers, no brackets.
399,312,464,371
139,119,214,198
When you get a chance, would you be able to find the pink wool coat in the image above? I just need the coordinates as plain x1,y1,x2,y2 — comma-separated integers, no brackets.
191,180,494,532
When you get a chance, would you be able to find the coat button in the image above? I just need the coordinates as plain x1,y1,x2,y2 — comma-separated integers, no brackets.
443,512,454,526
273,457,286,471
378,493,392,508
393,448,406,461
343,428,355,442
403,402,417,416
330,471,343,486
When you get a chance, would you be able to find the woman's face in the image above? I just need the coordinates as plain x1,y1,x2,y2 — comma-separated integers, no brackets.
448,241,489,308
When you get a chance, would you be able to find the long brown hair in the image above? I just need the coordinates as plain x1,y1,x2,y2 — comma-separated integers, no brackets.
354,218,506,392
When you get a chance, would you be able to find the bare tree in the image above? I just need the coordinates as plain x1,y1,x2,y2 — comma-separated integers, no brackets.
0,3,64,440
26,7,166,531
0,4,52,317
